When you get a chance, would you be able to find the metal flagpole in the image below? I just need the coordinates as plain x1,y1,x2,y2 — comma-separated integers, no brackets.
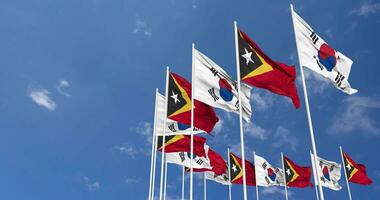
310,151,320,200
340,146,353,200
234,20,248,200
290,4,324,200
281,152,289,200
182,166,185,200
190,43,195,200
149,89,159,200
227,148,232,200
204,173,207,200
254,152,259,200
159,67,170,200
151,126,158,200
164,158,168,200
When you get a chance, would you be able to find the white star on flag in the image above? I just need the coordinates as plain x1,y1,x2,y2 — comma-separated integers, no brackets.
286,169,291,175
346,164,351,170
232,164,237,172
170,91,180,104
242,48,254,65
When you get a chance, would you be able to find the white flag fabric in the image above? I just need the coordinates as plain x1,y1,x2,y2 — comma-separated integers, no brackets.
310,153,342,191
155,93,203,136
193,48,252,122
254,154,285,187
292,9,357,95
166,151,212,169
205,170,231,185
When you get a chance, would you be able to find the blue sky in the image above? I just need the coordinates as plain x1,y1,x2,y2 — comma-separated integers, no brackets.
0,0,379,199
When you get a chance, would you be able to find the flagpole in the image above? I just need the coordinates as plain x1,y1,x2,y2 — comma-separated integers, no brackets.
204,173,207,200
254,152,259,200
149,89,159,200
227,148,232,200
159,67,170,200
234,20,248,200
163,158,168,200
290,4,324,200
182,166,185,200
310,151,320,200
151,127,158,200
190,43,195,200
281,152,289,200
340,146,353,200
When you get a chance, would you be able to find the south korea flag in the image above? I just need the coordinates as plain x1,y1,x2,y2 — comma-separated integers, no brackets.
193,48,252,122
311,153,342,191
291,7,357,95
166,145,212,170
254,154,285,187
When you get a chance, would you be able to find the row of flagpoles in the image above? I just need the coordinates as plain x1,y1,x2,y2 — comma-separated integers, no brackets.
147,4,371,200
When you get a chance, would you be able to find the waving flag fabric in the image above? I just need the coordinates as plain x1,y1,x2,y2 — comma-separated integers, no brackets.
155,93,204,136
205,169,231,185
193,48,252,122
189,147,227,175
229,152,256,186
291,9,357,95
167,72,219,133
166,144,212,170
311,153,342,191
283,156,313,188
342,151,373,185
157,135,206,157
236,28,300,108
254,154,285,187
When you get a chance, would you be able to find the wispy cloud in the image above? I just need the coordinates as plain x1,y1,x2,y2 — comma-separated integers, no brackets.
114,143,138,158
56,79,71,97
124,176,141,184
251,90,274,111
328,96,380,135
302,68,330,95
244,122,269,140
83,176,100,191
349,1,380,16
136,122,153,143
271,126,298,152
261,187,291,197
133,19,152,37
213,119,224,135
29,88,56,111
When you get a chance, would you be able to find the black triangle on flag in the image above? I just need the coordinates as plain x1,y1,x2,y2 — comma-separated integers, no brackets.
167,73,189,118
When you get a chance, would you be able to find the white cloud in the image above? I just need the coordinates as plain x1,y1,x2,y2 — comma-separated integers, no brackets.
124,177,141,184
115,143,138,158
56,79,71,97
83,176,100,191
271,126,298,152
133,19,152,37
244,122,269,140
328,96,380,135
251,90,274,111
324,28,334,40
213,119,223,135
136,122,153,143
350,1,380,16
191,0,198,9
29,88,56,111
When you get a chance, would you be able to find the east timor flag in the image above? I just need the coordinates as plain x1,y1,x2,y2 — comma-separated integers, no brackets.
283,156,312,188
236,28,300,109
157,135,207,157
342,151,372,185
229,152,256,186
167,72,219,133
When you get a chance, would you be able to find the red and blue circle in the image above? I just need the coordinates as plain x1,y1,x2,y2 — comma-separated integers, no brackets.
178,122,190,131
322,166,331,181
267,168,277,182
218,79,234,102
317,43,337,71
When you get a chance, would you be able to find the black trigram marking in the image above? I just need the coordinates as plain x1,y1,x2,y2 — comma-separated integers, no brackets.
209,67,219,76
335,72,345,88
234,100,239,110
196,159,204,165
265,177,271,184
168,124,177,132
314,55,324,70
310,32,319,44
262,162,267,169
208,88,219,101
179,152,186,162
